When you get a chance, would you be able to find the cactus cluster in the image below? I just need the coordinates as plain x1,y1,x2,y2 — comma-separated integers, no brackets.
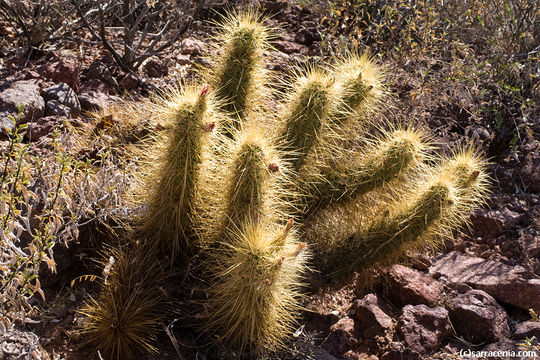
81,11,490,359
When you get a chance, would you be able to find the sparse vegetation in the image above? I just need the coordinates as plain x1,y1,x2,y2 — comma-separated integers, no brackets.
0,0,537,359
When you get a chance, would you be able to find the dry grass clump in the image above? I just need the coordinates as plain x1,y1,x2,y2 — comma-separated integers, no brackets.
1,110,132,325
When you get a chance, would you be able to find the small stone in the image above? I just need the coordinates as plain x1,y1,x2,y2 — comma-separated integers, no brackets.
119,72,140,89
144,58,168,78
513,321,540,340
181,37,205,55
322,318,356,356
78,91,121,112
42,83,80,118
449,289,510,343
0,80,45,128
36,57,80,92
295,27,320,44
386,265,443,307
274,40,304,54
397,305,451,355
482,340,529,359
522,234,540,257
176,53,192,65
380,342,421,360
352,294,393,338
86,60,118,87
25,116,66,141
470,207,523,236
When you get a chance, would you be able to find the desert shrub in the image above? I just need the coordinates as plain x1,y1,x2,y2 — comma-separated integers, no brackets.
321,0,538,158
0,0,76,52
0,110,131,325
73,0,201,72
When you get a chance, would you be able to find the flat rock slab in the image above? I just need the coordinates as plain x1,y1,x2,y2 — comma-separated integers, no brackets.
429,251,540,312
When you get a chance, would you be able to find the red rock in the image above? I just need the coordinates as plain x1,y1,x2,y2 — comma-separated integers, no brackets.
36,57,80,92
513,321,540,340
78,91,121,112
86,60,118,87
386,265,443,307
397,305,451,355
274,40,305,54
409,252,432,271
352,294,393,338
80,78,112,94
295,26,320,44
181,37,205,55
42,83,80,118
449,289,510,343
322,318,357,356
522,234,540,257
330,317,356,338
25,116,65,141
471,207,523,236
144,58,168,78
521,151,540,193
303,311,339,332
176,53,192,66
380,342,421,360
343,350,378,360
0,80,45,129
482,340,532,357
119,72,140,89
429,251,540,312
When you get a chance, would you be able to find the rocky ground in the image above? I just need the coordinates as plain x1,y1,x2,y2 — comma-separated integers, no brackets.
0,0,539,359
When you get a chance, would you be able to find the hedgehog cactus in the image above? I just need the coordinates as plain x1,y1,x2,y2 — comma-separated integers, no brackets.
81,11,490,359
206,10,271,129
204,219,308,352
137,85,218,257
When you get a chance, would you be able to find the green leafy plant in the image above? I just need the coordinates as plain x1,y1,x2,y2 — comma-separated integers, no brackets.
1,107,133,327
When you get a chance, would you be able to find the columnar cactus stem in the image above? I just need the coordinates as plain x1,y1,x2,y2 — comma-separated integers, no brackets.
203,219,308,352
207,11,270,130
280,69,334,172
439,147,490,206
348,180,453,272
224,140,269,229
303,129,427,215
140,85,216,257
330,53,385,127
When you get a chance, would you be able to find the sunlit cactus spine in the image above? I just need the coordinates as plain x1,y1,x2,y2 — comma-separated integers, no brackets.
198,126,307,352
329,52,386,128
349,150,490,272
203,219,308,352
137,85,217,257
279,68,335,172
205,10,271,131
197,127,291,243
303,127,429,216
